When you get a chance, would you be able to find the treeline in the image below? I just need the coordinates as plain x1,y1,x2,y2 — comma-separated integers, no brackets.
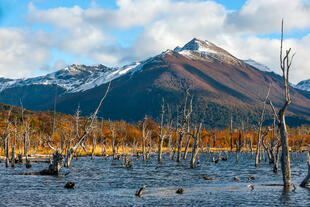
0,105,309,158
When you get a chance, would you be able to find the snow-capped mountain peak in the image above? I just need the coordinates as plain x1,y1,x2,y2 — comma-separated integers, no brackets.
295,79,310,91
243,59,272,72
0,62,145,94
174,38,242,65
174,38,218,54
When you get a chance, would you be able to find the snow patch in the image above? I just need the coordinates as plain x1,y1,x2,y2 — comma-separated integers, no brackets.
244,59,271,72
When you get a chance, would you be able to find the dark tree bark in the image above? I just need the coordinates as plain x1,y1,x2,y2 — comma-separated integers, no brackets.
300,149,310,187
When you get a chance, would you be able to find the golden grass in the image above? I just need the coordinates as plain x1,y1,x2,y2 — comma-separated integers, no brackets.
0,145,307,157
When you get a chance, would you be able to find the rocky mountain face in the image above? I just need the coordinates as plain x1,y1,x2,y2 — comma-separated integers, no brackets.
0,38,310,128
295,79,310,92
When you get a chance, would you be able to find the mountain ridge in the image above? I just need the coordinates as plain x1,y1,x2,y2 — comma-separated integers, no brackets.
0,38,310,128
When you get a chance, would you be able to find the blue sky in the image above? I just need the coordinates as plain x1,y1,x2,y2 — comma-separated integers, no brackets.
0,0,309,83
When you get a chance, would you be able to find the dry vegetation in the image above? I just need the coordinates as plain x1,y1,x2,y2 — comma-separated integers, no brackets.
0,107,309,158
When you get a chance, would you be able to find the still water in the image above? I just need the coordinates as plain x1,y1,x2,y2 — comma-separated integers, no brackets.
0,152,310,207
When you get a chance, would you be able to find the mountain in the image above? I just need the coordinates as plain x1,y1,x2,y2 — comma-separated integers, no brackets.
295,79,310,92
0,38,310,128
243,59,272,72
0,63,143,94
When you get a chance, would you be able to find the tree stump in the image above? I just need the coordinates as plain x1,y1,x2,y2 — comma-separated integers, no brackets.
64,181,75,189
176,188,184,194
40,150,64,175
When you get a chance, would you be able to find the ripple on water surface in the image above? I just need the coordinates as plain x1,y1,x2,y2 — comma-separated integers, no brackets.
0,152,310,206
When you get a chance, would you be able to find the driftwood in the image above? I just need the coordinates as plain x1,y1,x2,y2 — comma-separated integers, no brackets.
203,176,216,180
234,176,240,181
135,185,146,197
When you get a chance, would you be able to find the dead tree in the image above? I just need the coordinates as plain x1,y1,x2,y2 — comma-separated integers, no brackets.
108,121,117,159
3,108,12,167
255,86,270,167
23,120,30,157
230,115,233,151
261,127,273,163
300,148,310,187
158,99,173,162
11,118,17,168
235,131,243,163
268,20,294,188
170,106,179,160
190,123,202,168
183,123,191,160
176,90,193,162
91,131,97,160
63,81,111,167
142,115,150,161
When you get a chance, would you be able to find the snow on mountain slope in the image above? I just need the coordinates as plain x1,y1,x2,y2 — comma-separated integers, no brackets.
0,38,293,95
295,79,310,91
243,59,271,72
173,38,243,65
0,62,145,93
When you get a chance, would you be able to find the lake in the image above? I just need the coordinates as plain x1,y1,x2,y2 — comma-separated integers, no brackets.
0,152,310,206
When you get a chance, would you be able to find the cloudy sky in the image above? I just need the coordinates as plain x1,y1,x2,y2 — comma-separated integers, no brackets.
0,0,310,83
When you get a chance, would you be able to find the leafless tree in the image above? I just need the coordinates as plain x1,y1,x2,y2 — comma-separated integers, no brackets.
3,108,12,167
235,131,243,163
142,115,151,161
190,123,202,168
268,20,294,189
158,99,173,162
255,86,270,167
176,89,193,162
230,115,233,152
300,147,310,187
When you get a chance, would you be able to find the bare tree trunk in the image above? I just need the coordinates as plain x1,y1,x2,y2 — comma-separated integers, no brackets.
279,114,291,188
269,20,294,189
183,135,190,160
213,131,216,148
109,122,117,160
177,90,192,162
40,150,64,175
64,148,74,167
142,116,149,161
11,145,16,168
255,87,270,167
158,99,165,163
176,132,184,162
230,115,233,151
190,123,202,168
168,134,173,160
300,149,310,187
5,134,9,168
235,131,242,163
91,134,97,160
250,136,253,158
273,144,280,173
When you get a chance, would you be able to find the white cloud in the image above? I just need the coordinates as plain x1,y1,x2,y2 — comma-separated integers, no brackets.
225,0,310,34
0,28,52,78
1,0,309,83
